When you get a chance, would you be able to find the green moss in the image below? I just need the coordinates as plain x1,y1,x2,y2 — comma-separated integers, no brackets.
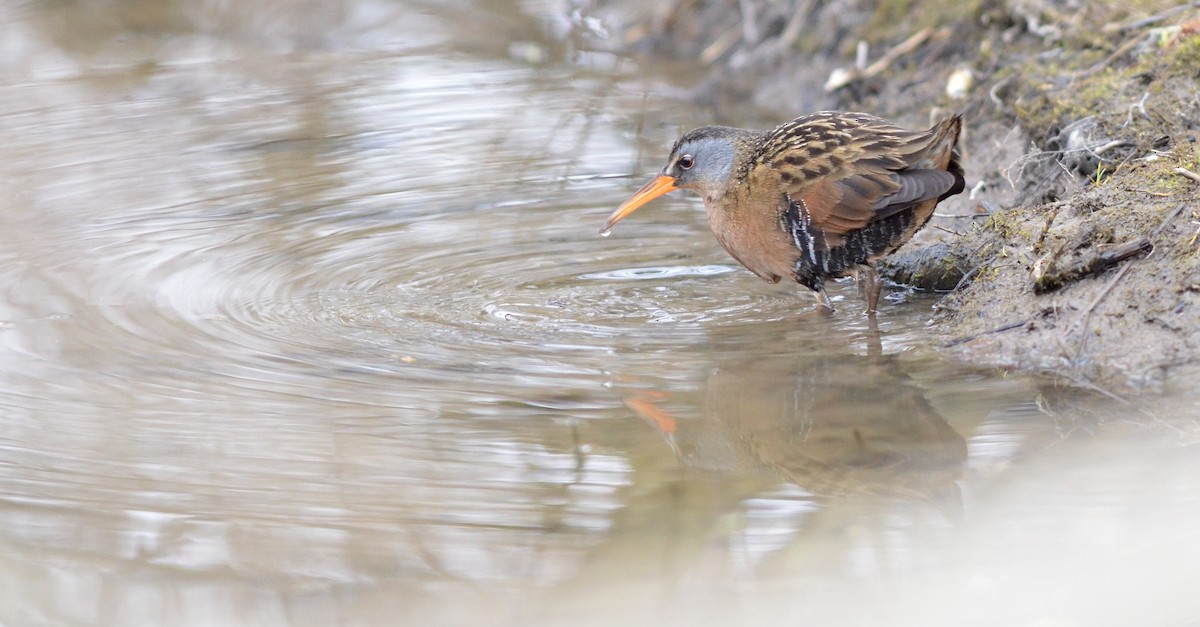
1077,69,1122,106
861,0,984,43
1009,64,1138,142
1169,34,1200,75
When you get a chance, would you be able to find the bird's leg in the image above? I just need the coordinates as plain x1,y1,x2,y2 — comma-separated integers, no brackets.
858,264,882,314
865,314,883,358
814,284,834,311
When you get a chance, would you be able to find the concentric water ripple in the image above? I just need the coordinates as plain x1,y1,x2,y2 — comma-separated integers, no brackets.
79,201,858,397
3,5,1199,627
0,24,677,606
0,10,965,623
0,37,918,427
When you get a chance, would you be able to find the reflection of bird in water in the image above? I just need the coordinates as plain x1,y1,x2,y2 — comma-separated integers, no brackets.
626,349,966,512
603,112,964,312
538,332,969,620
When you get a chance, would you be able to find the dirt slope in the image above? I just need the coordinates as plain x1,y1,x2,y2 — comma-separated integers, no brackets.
588,0,1200,395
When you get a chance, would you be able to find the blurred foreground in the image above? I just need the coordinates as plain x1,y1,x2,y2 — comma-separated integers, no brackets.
1,2,1198,625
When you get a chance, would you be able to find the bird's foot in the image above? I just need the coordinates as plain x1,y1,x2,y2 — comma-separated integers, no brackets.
855,264,882,315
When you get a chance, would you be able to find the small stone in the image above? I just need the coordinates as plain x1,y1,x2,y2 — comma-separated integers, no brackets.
946,66,974,100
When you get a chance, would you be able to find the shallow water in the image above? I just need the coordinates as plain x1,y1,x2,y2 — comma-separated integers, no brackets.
1,2,1199,626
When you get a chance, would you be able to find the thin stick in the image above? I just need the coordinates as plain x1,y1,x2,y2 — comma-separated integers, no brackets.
1070,262,1135,358
1120,2,1200,33
825,27,937,91
1150,202,1190,239
942,319,1027,347
1174,167,1200,185
1061,203,1188,352
1072,33,1145,79
863,27,935,76
1064,374,1130,406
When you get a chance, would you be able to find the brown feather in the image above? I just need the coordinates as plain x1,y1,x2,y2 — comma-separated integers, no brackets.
615,110,966,310
748,113,961,249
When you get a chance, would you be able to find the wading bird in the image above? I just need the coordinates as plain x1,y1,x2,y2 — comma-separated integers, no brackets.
602,112,965,312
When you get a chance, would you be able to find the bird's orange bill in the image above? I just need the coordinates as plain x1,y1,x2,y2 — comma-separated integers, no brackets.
601,175,677,233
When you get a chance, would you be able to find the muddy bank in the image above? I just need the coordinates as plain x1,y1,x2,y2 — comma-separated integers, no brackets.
584,0,1200,395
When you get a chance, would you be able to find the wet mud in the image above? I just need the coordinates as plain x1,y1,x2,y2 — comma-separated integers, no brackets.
589,0,1200,394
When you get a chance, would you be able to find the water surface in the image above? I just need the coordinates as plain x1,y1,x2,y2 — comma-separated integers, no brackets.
1,2,1198,626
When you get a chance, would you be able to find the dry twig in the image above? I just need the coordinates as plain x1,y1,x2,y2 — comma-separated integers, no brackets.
942,319,1028,347
1174,166,1200,185
1114,2,1200,34
825,27,938,91
1060,203,1188,355
1033,239,1152,294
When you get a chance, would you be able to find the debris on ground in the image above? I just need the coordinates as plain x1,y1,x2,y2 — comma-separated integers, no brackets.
582,0,1200,394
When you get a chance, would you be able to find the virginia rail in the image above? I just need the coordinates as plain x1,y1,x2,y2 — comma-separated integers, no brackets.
602,111,965,312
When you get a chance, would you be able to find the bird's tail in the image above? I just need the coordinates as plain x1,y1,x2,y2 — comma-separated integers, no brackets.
918,114,965,201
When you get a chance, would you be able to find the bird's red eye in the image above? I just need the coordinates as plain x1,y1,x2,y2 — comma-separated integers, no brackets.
679,155,695,169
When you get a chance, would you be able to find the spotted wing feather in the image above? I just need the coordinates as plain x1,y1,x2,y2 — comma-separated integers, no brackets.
753,112,963,248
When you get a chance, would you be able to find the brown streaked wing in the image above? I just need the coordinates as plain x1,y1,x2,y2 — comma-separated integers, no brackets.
754,113,950,242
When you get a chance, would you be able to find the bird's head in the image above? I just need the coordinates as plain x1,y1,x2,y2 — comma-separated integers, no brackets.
602,126,751,234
